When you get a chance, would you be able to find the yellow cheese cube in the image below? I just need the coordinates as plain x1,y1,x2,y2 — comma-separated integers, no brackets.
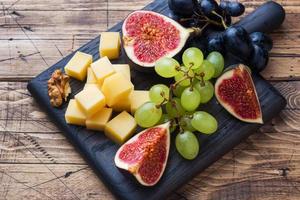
64,51,93,81
101,72,134,107
86,67,97,84
105,111,137,144
112,64,131,81
75,84,106,117
100,32,121,59
65,99,86,126
83,83,101,91
130,90,150,114
111,95,131,112
91,56,115,85
86,107,113,131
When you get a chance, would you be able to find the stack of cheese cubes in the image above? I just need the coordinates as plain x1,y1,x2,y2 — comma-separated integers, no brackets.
64,32,150,144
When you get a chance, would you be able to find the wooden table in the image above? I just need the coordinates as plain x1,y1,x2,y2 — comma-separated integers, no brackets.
0,0,299,199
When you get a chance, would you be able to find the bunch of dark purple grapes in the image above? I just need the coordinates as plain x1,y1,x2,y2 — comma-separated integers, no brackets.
208,27,272,72
168,0,273,72
168,0,245,29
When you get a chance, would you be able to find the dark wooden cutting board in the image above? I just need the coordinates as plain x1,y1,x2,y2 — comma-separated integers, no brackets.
27,0,286,199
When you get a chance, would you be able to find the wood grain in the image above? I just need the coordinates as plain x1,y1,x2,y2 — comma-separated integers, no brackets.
0,0,298,80
1,81,299,199
0,0,299,199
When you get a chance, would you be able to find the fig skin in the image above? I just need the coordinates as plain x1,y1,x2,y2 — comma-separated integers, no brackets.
122,10,191,73
215,64,263,124
114,122,170,186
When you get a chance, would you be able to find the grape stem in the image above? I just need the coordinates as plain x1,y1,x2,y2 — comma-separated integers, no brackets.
212,11,228,29
155,97,168,108
199,73,205,87
193,11,223,27
173,76,189,87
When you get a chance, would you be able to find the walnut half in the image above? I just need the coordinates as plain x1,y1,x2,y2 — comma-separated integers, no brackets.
48,69,71,107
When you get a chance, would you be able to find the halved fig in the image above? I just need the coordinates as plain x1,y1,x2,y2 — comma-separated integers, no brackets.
122,10,190,70
114,122,170,186
215,64,263,123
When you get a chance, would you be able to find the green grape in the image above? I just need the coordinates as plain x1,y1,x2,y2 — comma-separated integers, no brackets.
191,111,218,134
166,97,185,118
134,102,162,128
149,84,169,104
158,114,177,133
155,57,180,78
193,80,214,103
207,51,224,78
173,84,187,97
182,47,204,69
179,115,196,132
175,131,199,160
181,87,201,112
174,66,194,87
194,60,215,81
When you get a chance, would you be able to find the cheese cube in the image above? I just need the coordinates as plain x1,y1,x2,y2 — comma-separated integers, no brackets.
111,95,131,112
65,99,86,126
65,51,92,81
83,83,101,91
100,32,121,59
86,107,113,131
75,84,106,117
91,56,115,85
112,64,131,81
101,72,134,107
130,90,150,114
105,111,137,144
86,68,97,84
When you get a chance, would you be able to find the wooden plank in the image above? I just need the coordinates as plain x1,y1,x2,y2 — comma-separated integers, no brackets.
0,39,90,80
0,0,298,80
0,10,108,40
0,164,114,200
0,0,107,11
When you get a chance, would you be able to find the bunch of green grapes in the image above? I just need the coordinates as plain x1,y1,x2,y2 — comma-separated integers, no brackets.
134,47,224,160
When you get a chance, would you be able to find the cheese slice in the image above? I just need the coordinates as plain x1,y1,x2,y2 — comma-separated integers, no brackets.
75,84,106,117
86,107,113,131
112,64,131,81
101,72,133,107
100,32,121,59
64,51,92,81
130,90,150,114
65,99,86,126
104,111,137,144
91,56,115,85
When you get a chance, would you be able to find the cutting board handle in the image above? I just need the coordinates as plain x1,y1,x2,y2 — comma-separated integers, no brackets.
236,1,285,33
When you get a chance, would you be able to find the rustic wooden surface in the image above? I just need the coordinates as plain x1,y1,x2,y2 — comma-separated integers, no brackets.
0,0,299,199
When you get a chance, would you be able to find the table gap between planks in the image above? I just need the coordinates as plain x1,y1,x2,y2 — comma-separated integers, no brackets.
0,0,299,199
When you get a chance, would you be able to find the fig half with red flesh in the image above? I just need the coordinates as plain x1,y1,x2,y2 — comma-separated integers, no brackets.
122,10,190,69
215,64,263,123
114,122,170,186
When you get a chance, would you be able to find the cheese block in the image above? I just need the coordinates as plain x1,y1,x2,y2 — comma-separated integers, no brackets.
100,32,121,59
86,107,113,131
64,51,92,81
83,83,101,91
75,84,106,117
65,99,86,126
130,90,150,114
91,56,115,85
86,67,97,84
111,95,131,112
112,64,131,81
101,72,133,107
104,111,137,144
